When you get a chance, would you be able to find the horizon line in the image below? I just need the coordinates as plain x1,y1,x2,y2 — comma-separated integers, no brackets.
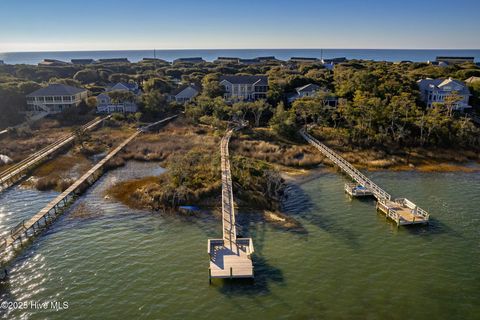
2,47,480,54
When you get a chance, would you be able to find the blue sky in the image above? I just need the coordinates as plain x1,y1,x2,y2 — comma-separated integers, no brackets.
1,0,479,52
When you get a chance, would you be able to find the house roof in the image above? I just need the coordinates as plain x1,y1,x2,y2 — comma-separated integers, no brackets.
465,76,480,84
106,82,139,93
26,84,87,97
289,57,318,61
98,58,130,63
436,56,474,61
173,57,205,63
296,83,320,93
219,75,268,86
216,57,240,61
171,83,201,96
71,59,95,64
417,78,470,94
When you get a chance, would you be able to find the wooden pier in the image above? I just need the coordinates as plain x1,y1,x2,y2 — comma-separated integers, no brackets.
208,127,254,281
300,128,429,226
0,115,178,265
0,131,140,263
0,116,110,193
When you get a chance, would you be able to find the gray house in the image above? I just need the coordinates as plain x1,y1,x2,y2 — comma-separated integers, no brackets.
219,75,268,101
417,78,471,110
26,84,88,113
169,84,201,103
288,84,338,107
96,82,141,113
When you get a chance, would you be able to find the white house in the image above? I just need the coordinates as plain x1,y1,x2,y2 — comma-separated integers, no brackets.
169,84,200,103
288,84,338,106
417,78,471,110
96,82,141,113
26,84,88,114
219,75,268,101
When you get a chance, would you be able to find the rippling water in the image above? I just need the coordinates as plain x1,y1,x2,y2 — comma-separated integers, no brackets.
0,162,479,319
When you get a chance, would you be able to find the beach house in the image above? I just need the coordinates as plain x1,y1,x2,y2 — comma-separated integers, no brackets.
96,82,141,113
26,84,88,113
219,75,268,101
417,78,471,110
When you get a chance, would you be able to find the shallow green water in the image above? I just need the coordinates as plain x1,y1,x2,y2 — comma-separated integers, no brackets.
0,162,479,319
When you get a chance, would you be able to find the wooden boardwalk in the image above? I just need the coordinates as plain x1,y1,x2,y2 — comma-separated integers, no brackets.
0,131,140,263
208,128,254,281
0,116,110,193
300,128,430,226
0,115,177,265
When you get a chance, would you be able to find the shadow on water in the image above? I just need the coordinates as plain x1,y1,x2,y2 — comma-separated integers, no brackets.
283,182,361,249
213,254,285,297
214,222,286,297
404,216,463,238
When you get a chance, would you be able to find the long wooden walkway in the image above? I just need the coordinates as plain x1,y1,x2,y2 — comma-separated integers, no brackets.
300,128,429,226
208,127,254,281
0,116,110,192
0,115,177,265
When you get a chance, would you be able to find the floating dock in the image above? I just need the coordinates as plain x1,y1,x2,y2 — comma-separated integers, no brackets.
208,128,254,281
345,183,373,197
301,129,429,226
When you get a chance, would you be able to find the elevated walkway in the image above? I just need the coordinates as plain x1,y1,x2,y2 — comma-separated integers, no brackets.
208,127,254,281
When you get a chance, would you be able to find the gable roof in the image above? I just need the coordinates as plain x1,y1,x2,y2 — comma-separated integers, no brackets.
106,82,139,93
296,83,320,93
417,78,470,94
26,84,87,97
465,76,480,84
219,75,268,86
172,83,201,96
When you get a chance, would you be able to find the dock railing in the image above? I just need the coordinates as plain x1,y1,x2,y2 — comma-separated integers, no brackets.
300,129,391,200
0,115,179,263
0,116,110,192
395,198,430,220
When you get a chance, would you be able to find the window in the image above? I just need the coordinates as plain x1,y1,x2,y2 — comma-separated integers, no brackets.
54,96,62,101
63,96,71,101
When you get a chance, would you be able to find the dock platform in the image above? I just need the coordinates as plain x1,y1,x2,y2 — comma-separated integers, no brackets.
301,128,430,226
345,183,373,197
376,198,429,225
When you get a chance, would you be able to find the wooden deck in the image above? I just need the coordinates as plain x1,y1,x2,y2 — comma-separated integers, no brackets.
301,128,430,226
208,127,254,281
208,239,254,278
376,198,429,225
0,116,110,193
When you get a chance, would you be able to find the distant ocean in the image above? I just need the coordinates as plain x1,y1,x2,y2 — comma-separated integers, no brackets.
0,49,479,65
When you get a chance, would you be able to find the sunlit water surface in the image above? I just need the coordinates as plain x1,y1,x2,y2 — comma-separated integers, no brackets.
0,162,479,319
